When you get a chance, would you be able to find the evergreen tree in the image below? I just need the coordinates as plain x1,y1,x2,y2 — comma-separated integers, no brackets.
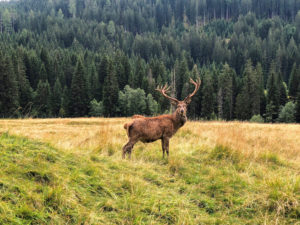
176,59,189,100
39,64,48,81
201,70,215,119
40,48,54,85
60,86,70,117
187,65,201,118
256,63,266,117
0,54,19,117
235,60,261,120
146,93,159,116
288,63,299,99
103,60,119,117
13,53,33,116
98,56,110,100
295,85,300,123
50,78,62,116
218,63,234,120
131,57,145,89
88,63,100,101
34,80,51,117
70,59,89,117
266,62,280,122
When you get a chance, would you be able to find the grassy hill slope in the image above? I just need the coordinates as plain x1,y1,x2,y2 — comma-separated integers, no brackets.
0,119,299,224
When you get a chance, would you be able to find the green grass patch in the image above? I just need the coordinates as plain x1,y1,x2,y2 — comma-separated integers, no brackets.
0,133,299,224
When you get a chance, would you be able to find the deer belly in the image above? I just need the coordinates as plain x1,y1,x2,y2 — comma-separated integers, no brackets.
139,129,162,143
140,138,158,143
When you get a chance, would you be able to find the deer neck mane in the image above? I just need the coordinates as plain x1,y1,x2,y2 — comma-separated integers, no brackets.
172,111,187,129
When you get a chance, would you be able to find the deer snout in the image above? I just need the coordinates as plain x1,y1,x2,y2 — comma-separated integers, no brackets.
180,109,184,114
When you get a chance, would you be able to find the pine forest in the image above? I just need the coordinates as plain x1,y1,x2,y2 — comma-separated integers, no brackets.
0,0,300,123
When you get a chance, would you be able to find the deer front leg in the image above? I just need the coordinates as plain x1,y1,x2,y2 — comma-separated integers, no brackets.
162,137,170,157
161,139,166,158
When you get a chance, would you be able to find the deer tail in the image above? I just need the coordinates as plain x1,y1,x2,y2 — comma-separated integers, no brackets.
124,122,133,137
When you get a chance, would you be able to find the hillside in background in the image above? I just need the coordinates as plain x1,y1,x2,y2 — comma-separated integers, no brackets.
0,118,299,224
0,0,300,122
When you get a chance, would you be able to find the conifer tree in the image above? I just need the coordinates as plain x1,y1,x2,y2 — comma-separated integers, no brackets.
40,48,54,84
201,70,215,119
103,60,119,117
186,64,201,118
51,78,62,116
34,80,51,117
235,60,260,120
177,59,189,100
295,85,300,123
256,63,266,116
266,62,280,122
88,63,100,101
146,93,158,115
13,53,33,116
132,58,145,89
0,54,19,117
218,63,234,120
60,86,70,117
70,59,89,117
288,63,299,99
98,56,110,100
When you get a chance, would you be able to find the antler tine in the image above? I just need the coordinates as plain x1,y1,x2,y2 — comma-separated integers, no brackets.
165,85,171,92
184,77,201,103
156,82,179,103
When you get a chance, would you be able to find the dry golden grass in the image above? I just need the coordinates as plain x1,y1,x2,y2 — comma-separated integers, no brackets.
0,118,299,164
0,118,299,224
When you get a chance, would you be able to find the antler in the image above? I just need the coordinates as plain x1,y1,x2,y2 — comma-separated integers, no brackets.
156,83,179,104
183,78,201,104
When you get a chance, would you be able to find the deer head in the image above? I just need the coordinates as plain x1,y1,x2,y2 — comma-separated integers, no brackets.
156,78,201,118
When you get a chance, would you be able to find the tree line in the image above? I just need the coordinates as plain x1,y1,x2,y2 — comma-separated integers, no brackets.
0,0,299,122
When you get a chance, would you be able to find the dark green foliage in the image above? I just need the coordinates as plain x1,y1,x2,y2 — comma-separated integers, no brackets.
13,53,33,116
218,64,235,120
70,59,89,117
0,0,299,122
266,62,281,122
250,114,264,123
0,54,19,117
87,63,100,101
89,99,103,117
295,85,300,123
103,59,119,117
278,101,296,123
118,85,147,116
60,86,70,117
34,80,51,117
201,71,215,119
146,94,159,116
288,63,300,98
236,60,261,120
50,78,62,117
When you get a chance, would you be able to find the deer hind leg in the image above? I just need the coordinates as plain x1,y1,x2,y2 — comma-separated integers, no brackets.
163,137,170,157
122,138,138,159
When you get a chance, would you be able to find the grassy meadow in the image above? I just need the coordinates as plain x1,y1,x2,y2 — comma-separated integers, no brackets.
0,118,299,224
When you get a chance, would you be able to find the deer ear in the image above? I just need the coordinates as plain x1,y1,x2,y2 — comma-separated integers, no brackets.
184,98,192,105
171,100,178,106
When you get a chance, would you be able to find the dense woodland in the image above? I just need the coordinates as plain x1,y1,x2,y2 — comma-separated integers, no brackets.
0,0,300,122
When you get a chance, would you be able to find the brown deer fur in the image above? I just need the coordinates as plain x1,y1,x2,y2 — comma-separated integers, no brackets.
122,78,201,159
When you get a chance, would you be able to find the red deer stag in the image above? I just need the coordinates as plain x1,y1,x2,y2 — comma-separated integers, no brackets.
122,78,201,159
